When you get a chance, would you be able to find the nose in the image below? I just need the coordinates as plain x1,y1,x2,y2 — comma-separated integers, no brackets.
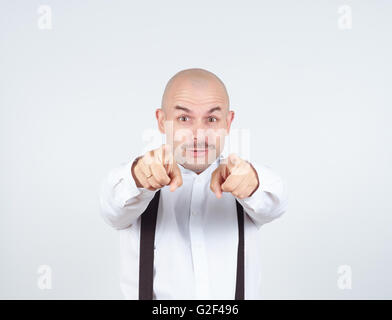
190,125,216,148
190,121,206,142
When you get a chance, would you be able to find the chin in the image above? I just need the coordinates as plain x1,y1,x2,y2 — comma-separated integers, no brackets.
182,162,209,174
183,156,217,173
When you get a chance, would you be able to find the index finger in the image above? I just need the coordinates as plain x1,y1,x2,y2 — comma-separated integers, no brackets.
162,144,175,172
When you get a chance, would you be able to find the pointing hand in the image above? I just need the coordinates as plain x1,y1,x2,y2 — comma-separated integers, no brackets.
132,144,183,192
210,154,259,199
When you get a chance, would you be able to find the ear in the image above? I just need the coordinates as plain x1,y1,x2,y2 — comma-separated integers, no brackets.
156,108,166,134
225,110,235,135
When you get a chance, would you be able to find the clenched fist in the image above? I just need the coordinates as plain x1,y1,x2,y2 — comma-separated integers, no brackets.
131,144,183,192
210,154,259,199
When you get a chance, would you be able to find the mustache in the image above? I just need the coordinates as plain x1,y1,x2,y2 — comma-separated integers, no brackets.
182,143,216,149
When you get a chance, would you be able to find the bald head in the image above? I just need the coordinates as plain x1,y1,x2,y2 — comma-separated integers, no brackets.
156,68,234,173
161,68,230,112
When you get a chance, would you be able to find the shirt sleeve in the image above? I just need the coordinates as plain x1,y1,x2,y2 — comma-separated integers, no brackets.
235,163,288,229
99,155,158,230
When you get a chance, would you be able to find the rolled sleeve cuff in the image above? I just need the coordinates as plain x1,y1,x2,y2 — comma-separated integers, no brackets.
235,163,288,228
112,156,157,208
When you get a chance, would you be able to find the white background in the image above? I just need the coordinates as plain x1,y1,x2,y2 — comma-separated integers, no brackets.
0,0,391,299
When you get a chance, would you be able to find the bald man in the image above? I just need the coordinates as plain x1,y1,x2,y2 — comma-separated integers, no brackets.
100,68,288,300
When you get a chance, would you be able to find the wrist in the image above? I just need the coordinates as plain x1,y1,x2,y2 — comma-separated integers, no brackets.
131,156,143,188
248,163,260,197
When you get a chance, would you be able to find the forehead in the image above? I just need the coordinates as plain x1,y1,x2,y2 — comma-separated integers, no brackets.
165,78,229,112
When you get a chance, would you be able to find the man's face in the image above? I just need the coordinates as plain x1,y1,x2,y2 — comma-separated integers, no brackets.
157,75,234,173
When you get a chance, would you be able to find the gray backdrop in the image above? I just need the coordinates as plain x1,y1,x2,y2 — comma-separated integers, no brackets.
0,0,391,299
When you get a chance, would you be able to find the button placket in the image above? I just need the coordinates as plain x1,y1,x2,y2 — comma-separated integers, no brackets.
189,176,210,299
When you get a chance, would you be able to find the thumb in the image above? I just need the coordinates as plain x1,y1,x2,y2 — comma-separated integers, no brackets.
168,161,183,192
210,165,225,199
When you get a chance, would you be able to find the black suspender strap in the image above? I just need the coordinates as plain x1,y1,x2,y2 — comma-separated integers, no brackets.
235,200,245,300
138,190,161,300
138,189,245,300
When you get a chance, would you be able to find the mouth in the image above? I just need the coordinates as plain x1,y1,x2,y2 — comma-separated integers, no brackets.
186,148,209,157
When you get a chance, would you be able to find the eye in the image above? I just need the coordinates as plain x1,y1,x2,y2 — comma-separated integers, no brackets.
178,116,190,122
208,117,217,122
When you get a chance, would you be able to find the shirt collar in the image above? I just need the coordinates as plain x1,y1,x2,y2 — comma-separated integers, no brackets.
178,154,223,179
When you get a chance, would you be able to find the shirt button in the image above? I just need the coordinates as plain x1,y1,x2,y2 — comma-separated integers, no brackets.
192,210,197,215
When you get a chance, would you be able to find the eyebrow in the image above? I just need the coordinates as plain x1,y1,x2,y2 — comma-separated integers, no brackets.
207,106,222,114
174,105,192,113
174,105,222,114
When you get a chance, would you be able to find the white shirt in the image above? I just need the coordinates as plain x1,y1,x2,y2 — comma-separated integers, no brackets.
99,153,288,300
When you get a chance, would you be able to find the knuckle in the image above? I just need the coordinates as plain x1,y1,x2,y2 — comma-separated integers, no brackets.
143,156,152,166
157,177,167,185
152,181,161,188
143,182,151,189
